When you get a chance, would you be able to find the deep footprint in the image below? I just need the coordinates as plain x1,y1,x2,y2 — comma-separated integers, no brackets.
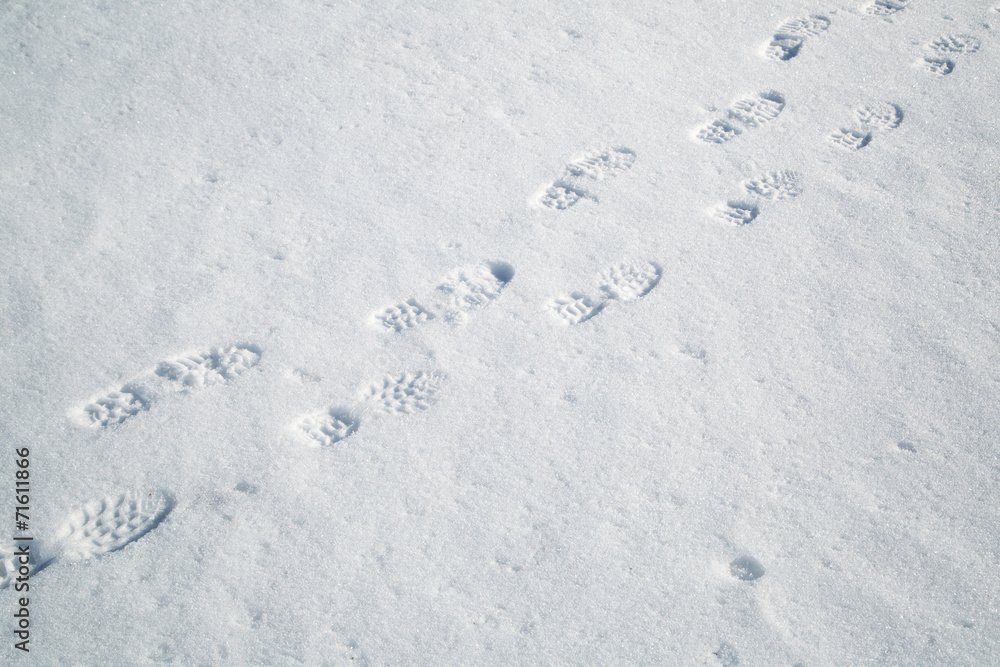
922,57,955,75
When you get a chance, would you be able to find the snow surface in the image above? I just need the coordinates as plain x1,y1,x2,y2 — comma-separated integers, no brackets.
1,0,999,664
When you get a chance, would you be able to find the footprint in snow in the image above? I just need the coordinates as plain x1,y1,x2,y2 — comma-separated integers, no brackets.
533,147,636,210
763,15,830,61
548,261,661,325
74,344,262,429
695,92,786,145
859,0,912,16
1,490,172,589
712,170,802,226
293,371,445,447
373,262,514,332
714,641,741,666
919,34,980,75
828,102,903,151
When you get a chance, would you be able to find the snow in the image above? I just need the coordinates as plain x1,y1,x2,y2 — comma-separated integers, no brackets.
1,0,999,663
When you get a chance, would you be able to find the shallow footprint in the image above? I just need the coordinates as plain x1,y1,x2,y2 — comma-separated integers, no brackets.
829,128,872,151
548,294,605,325
82,386,151,428
564,148,637,180
76,344,261,429
293,371,445,447
764,15,831,61
743,170,803,200
713,201,760,226
855,102,903,131
728,93,786,128
920,35,980,75
549,261,660,325
295,409,359,447
696,92,785,144
598,261,662,301
928,34,981,55
0,543,41,589
435,263,515,324
373,262,514,331
364,371,445,415
374,299,434,332
53,490,172,562
695,119,742,145
860,0,912,16
713,171,801,226
828,102,902,150
536,182,590,210
1,490,172,589
155,345,262,390
534,147,636,209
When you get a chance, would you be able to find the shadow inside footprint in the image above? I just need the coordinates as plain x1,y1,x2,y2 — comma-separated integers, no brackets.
730,555,766,581
488,261,516,285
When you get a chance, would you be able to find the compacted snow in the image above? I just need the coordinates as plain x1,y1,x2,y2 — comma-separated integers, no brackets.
1,0,999,663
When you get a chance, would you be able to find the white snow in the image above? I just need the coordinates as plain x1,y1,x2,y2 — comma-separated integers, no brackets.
1,0,999,663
